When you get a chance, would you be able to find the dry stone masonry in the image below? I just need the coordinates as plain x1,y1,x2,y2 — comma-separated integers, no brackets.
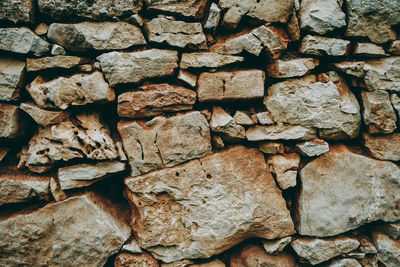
0,0,399,266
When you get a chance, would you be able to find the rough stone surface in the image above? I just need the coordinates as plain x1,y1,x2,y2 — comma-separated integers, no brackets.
122,239,142,253
204,3,221,32
26,56,87,72
259,142,285,154
267,58,319,78
233,111,253,126
147,0,210,19
333,61,365,78
145,18,207,50
267,153,300,190
363,57,400,92
27,71,115,110
246,124,318,141
262,236,292,255
363,133,400,161
51,44,66,55
265,75,361,140
177,70,197,88
389,41,400,55
326,258,362,267
210,106,245,140
371,231,400,267
97,49,178,86
0,103,26,139
291,236,360,265
378,222,400,240
296,145,400,237
20,102,70,126
197,70,265,102
296,139,329,157
190,259,225,267
299,0,346,35
118,111,211,176
353,43,387,58
0,27,50,57
0,192,131,266
125,146,295,262
48,22,145,52
299,35,351,56
50,177,67,202
0,0,35,23
181,52,244,69
0,57,25,101
115,252,159,267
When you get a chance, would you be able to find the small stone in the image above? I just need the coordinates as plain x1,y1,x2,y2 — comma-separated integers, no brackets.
97,49,178,87
377,221,400,240
389,40,400,55
48,22,145,52
128,14,143,26
20,102,70,126
145,17,207,50
233,111,254,125
262,236,292,255
258,142,285,154
0,57,25,101
204,3,221,32
333,61,365,78
0,103,26,139
359,236,377,254
0,148,9,162
27,71,115,110
246,124,317,141
190,259,225,267
49,177,67,202
197,70,265,102
371,231,400,267
0,0,34,23
296,139,329,157
181,52,244,69
0,27,50,57
363,57,400,92
286,9,301,41
58,161,125,190
118,83,196,119
147,0,210,19
26,56,88,72
353,43,387,58
361,90,397,134
122,239,142,254
177,69,197,88
299,0,346,35
51,44,66,56
325,258,362,267
115,252,159,267
299,35,351,56
255,112,274,125
267,153,300,190
210,106,245,140
211,135,225,149
359,255,378,267
34,23,49,36
362,133,400,161
78,64,93,72
291,236,360,265
267,58,319,78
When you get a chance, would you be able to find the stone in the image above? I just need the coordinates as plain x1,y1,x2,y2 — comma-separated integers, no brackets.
204,3,221,32
51,44,66,56
359,255,378,267
359,236,377,254
190,259,225,267
0,27,50,57
0,172,50,206
162,260,194,267
267,153,300,190
0,148,9,162
296,145,400,237
0,192,131,266
19,112,120,173
47,22,145,53
299,0,346,35
286,9,301,41
389,41,400,55
211,25,289,59
58,161,125,190
333,61,365,78
296,139,329,157
345,0,400,44
230,243,298,267
125,146,295,262
197,70,265,102
377,222,400,241
115,252,159,267
259,142,285,154
20,102,70,126
363,133,400,161
147,0,210,19
262,236,292,255
145,18,207,50
78,64,93,72
353,43,387,58
35,23,49,36
371,231,400,267
128,14,144,26
122,239,142,253
0,0,34,23
50,177,67,202
291,236,360,265
181,53,244,69
299,35,351,56
267,58,319,78
246,124,317,141
361,90,397,134
118,84,196,119
38,0,143,21
26,56,87,72
177,70,197,88
265,75,361,139
219,0,294,30
210,106,245,140
0,57,25,101
0,103,26,139
363,57,400,92
97,49,178,87
326,258,362,267
211,135,225,149
27,71,114,110
255,112,274,125
118,111,211,176
233,111,253,125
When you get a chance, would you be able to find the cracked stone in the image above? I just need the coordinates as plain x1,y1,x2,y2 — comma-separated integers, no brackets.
333,61,365,78
296,139,329,157
246,124,317,141
177,70,198,88
0,103,26,139
0,57,25,101
299,35,351,57
20,102,70,126
26,56,88,72
180,52,244,69
50,177,67,202
363,57,400,92
267,58,319,78
371,231,400,267
147,0,210,19
325,258,362,267
115,252,159,267
210,106,245,140
267,153,300,190
233,111,254,125
363,132,400,161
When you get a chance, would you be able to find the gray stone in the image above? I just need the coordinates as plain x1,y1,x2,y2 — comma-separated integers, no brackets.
0,57,25,101
48,22,145,52
26,56,88,72
210,106,245,140
50,177,67,202
122,239,142,253
0,103,26,139
20,102,70,126
333,61,365,78
51,44,66,55
300,35,351,56
233,111,254,125
147,0,210,19
246,124,317,141
177,70,197,88
363,133,400,161
296,145,400,237
262,236,292,255
254,111,274,125
0,27,50,57
97,49,178,87
353,43,387,58
371,231,400,267
204,3,221,32
0,192,131,267
267,58,319,78
363,57,400,92
296,139,329,157
389,40,400,55
325,258,362,267
378,222,400,240
0,0,34,23
181,52,244,69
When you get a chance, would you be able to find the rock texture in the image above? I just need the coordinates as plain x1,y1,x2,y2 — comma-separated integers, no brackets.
26,56,87,72
300,35,351,56
147,0,209,19
114,252,159,267
210,106,245,140
180,52,244,69
296,139,329,157
20,102,70,126
0,28,50,57
371,231,400,267
0,57,25,101
0,0,35,23
363,133,400,161
267,58,319,78
246,124,318,141
0,103,26,139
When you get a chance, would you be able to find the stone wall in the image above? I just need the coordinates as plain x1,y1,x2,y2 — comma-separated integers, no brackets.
0,0,399,266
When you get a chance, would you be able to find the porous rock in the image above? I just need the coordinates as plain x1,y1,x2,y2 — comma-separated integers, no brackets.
0,0,35,23
204,3,221,32
0,57,25,101
114,252,159,267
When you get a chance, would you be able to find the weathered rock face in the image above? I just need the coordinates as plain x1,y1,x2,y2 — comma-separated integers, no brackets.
267,153,300,190
27,71,115,110
353,42,387,58
180,52,244,69
262,236,292,255
267,58,319,78
38,0,143,21
0,0,34,23
26,56,87,72
371,231,400,267
125,146,295,262
264,75,361,140
363,57,400,92
97,49,179,86
20,102,70,126
378,221,400,240
114,252,159,267
197,70,265,102
210,106,245,140
300,35,351,56
390,41,400,55
246,124,318,141
0,103,26,139
118,84,196,119
345,0,400,44
147,0,210,19
145,18,207,50
204,3,221,32
0,57,25,101
0,192,131,266
48,22,145,52
296,139,329,157
118,111,211,176
363,133,400,161
0,28,50,57
296,145,400,237
333,61,365,78
327,258,362,267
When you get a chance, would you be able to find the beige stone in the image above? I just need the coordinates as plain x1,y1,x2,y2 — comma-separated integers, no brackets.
389,40,400,55
212,135,225,149
267,153,300,190
26,56,88,72
333,61,365,78
371,231,400,267
300,35,351,56
363,133,400,161
0,103,26,139
35,23,49,36
0,57,25,101
190,259,225,267
363,57,400,92
177,70,197,88
20,102,70,126
210,106,245,140
353,43,387,58
296,139,329,157
204,3,221,32
147,0,209,19
233,111,253,125
114,252,159,267
246,124,317,141
50,177,67,202
181,52,244,69
259,142,285,154
267,58,319,78
262,236,292,255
